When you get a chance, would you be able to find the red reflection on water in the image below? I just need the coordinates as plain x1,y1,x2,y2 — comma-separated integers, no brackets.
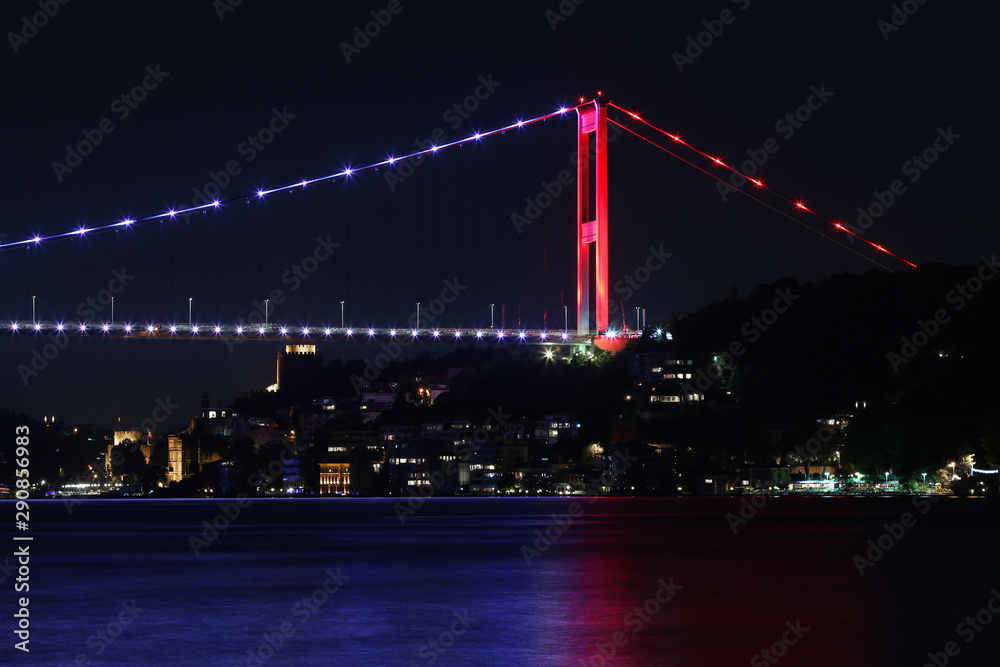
555,497,896,666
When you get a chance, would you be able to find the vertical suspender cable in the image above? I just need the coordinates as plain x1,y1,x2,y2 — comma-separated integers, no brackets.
244,201,250,311
543,121,549,330
500,136,506,330
475,144,480,321
432,151,437,300
417,162,423,301
373,167,379,319
257,199,263,308
345,177,351,302
330,181,337,315
215,204,220,317
517,129,522,329
459,145,464,317
388,168,394,321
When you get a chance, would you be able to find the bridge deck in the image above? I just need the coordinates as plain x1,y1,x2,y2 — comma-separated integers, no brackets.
5,322,640,346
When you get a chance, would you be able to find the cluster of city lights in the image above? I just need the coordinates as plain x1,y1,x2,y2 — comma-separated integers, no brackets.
0,103,584,253
607,102,916,269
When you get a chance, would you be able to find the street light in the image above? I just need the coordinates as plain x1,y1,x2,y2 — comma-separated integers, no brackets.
490,304,495,329
188,297,193,329
264,299,270,328
111,296,115,325
922,471,927,488
563,305,568,332
340,301,345,329
948,461,956,480
635,306,640,332
415,303,420,328
32,295,36,324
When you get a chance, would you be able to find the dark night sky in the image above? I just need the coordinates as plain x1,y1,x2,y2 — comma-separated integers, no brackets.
0,1,995,431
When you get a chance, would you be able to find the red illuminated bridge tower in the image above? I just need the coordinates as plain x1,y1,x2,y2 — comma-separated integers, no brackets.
576,95,610,334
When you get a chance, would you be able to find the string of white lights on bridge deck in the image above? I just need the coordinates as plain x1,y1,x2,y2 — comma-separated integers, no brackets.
3,321,657,346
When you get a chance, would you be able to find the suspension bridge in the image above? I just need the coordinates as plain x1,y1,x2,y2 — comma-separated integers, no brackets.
1,93,914,352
